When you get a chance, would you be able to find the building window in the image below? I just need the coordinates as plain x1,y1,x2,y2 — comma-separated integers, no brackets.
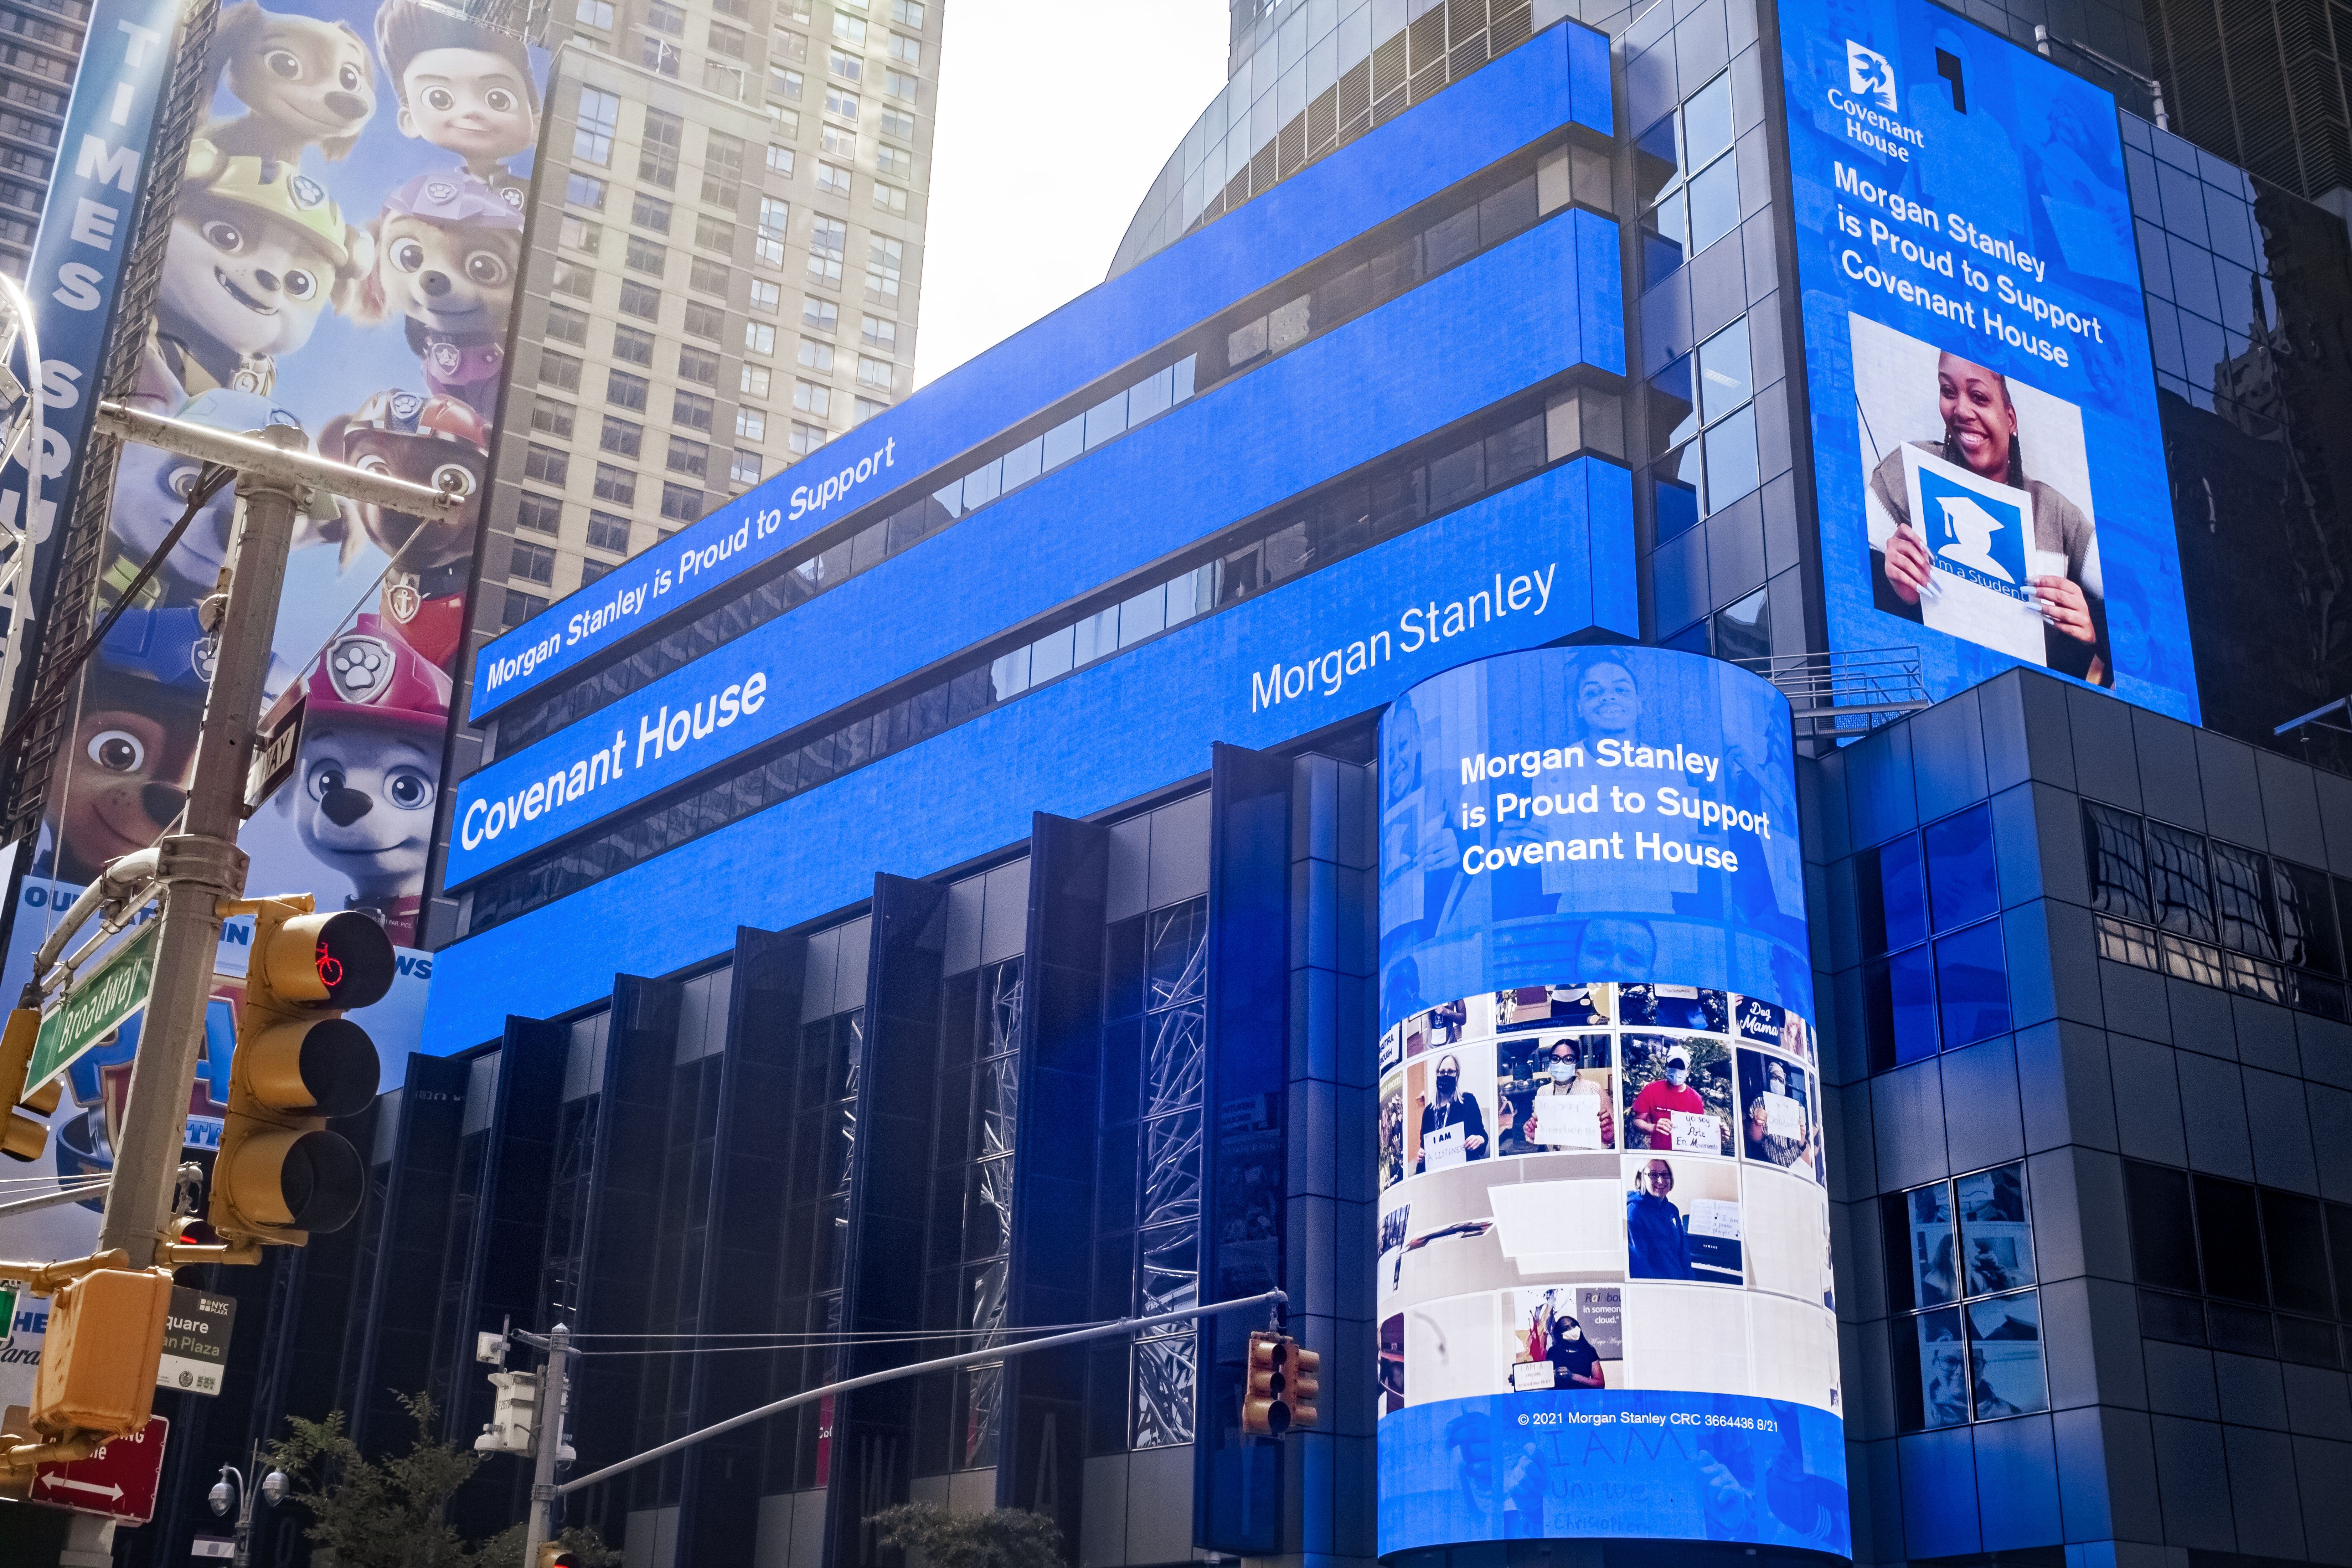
673,391,715,432
618,280,660,320
1884,1164,2046,1429
803,295,838,333
587,509,633,553
746,321,777,355
821,120,855,158
883,68,916,101
798,339,834,372
891,0,924,26
502,588,548,629
625,233,666,275
576,0,613,30
695,212,736,252
525,444,569,486
574,88,620,165
547,304,589,347
887,31,919,64
1097,897,1207,1449
853,394,888,425
704,55,747,97
879,107,914,140
860,314,896,354
712,0,747,19
731,448,761,484
790,419,826,454
774,66,805,100
817,160,851,196
831,12,866,44
736,406,767,442
567,173,607,210
1859,801,2010,1072
539,350,582,392
875,143,911,179
708,20,744,56
742,364,773,398
516,493,562,534
632,191,672,231
1647,315,1755,547
579,558,611,586
871,180,906,215
795,379,831,417
831,49,865,81
660,481,703,521
644,0,681,32
531,397,576,439
667,434,709,478
704,129,747,206
1635,70,1738,290
559,214,600,253
593,464,636,504
771,105,803,140
749,279,781,314
509,538,555,585
689,256,730,296
857,355,890,390
606,369,649,411
551,260,594,299
2124,1160,2348,1366
641,107,684,186
767,144,795,178
612,324,654,365
685,300,727,340
678,345,719,386
865,236,901,304
826,84,860,119
641,32,679,74
808,216,847,287
600,416,643,459
774,27,807,61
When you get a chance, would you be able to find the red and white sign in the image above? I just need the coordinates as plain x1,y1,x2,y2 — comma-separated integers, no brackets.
31,1414,167,1523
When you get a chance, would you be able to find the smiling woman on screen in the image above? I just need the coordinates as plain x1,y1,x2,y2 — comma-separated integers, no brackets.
1869,351,2111,685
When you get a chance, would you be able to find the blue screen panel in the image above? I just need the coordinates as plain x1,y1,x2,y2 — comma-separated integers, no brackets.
423,459,1634,1047
1778,0,2197,720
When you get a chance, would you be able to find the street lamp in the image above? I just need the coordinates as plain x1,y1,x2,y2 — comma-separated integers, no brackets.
206,1446,289,1568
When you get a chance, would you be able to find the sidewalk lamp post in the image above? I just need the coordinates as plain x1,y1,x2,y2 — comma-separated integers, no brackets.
206,1446,288,1568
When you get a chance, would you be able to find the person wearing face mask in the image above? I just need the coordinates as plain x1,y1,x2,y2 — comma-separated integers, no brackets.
1868,350,2109,684
1544,1313,1606,1389
1743,1059,1814,1170
1415,1052,1489,1172
1626,1159,1694,1281
1525,1040,1615,1149
1630,1046,1706,1150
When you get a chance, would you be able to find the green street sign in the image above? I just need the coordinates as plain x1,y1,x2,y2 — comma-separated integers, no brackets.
27,919,159,1090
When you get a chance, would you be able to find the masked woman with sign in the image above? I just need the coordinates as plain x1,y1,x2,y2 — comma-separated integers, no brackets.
1871,351,2111,685
1414,1052,1489,1173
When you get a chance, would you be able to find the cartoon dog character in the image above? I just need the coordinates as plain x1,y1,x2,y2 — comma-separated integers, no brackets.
376,0,539,203
354,174,521,414
104,390,304,602
283,616,453,946
135,139,371,409
318,390,489,671
45,653,205,886
204,2,377,164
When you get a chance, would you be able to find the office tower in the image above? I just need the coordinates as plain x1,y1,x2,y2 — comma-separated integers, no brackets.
0,0,85,277
2140,0,2352,203
472,0,935,644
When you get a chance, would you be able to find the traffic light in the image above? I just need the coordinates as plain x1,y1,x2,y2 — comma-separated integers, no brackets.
536,1548,582,1568
28,1267,172,1439
0,1006,60,1161
474,1370,538,1455
1281,1336,1320,1431
210,899,392,1245
1242,1330,1288,1436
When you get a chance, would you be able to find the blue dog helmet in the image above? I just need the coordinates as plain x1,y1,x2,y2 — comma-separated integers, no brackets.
98,605,212,690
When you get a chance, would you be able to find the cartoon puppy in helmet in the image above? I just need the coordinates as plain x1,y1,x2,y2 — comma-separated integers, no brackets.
137,139,371,409
318,390,489,672
104,390,303,604
284,616,453,946
204,2,378,164
354,173,522,414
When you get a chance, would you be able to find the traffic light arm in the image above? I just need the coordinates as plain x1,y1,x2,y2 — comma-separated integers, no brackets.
21,847,158,1006
0,1249,128,1295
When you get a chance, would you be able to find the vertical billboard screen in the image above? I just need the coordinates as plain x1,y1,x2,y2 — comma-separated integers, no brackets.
0,0,548,1256
1375,646,1847,1557
1779,0,2197,721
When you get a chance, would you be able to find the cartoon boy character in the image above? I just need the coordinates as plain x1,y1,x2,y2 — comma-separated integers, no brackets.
354,173,522,414
204,2,378,164
136,139,371,410
375,0,539,204
319,389,489,672
284,617,454,946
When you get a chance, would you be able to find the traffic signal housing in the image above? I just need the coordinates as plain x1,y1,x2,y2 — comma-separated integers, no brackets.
1281,1336,1320,1430
1242,1330,1288,1436
28,1267,172,1439
0,1006,61,1161
210,899,392,1245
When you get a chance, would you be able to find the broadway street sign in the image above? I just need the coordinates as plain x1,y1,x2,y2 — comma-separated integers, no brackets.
26,918,158,1089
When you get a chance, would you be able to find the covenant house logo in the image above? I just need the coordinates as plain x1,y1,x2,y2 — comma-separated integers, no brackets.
1827,39,1922,161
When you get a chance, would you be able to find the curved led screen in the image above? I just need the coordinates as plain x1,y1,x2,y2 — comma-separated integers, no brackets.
1375,646,1848,1557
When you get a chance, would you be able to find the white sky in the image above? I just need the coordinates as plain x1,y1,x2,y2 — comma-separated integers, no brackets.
914,0,1230,388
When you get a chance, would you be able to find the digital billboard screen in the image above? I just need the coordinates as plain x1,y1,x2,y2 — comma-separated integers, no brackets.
1779,0,2197,721
1374,647,1847,1558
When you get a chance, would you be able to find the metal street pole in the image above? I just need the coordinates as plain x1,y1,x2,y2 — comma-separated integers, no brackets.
522,1323,571,1565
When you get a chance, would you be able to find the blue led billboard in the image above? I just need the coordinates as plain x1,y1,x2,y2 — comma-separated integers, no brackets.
1779,0,2198,721
1374,647,1846,1559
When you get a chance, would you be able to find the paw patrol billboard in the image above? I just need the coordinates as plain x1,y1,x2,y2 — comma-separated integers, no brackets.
0,0,551,1188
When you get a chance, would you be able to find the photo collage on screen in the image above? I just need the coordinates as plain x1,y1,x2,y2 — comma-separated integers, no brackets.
1376,983,1838,1419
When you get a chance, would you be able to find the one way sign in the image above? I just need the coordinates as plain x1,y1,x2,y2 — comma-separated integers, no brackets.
32,1414,167,1523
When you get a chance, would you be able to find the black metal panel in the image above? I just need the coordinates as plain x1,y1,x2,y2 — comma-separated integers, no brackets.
1196,743,1291,1556
350,1051,471,1451
831,875,949,1568
679,926,808,1563
1000,814,1109,1552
